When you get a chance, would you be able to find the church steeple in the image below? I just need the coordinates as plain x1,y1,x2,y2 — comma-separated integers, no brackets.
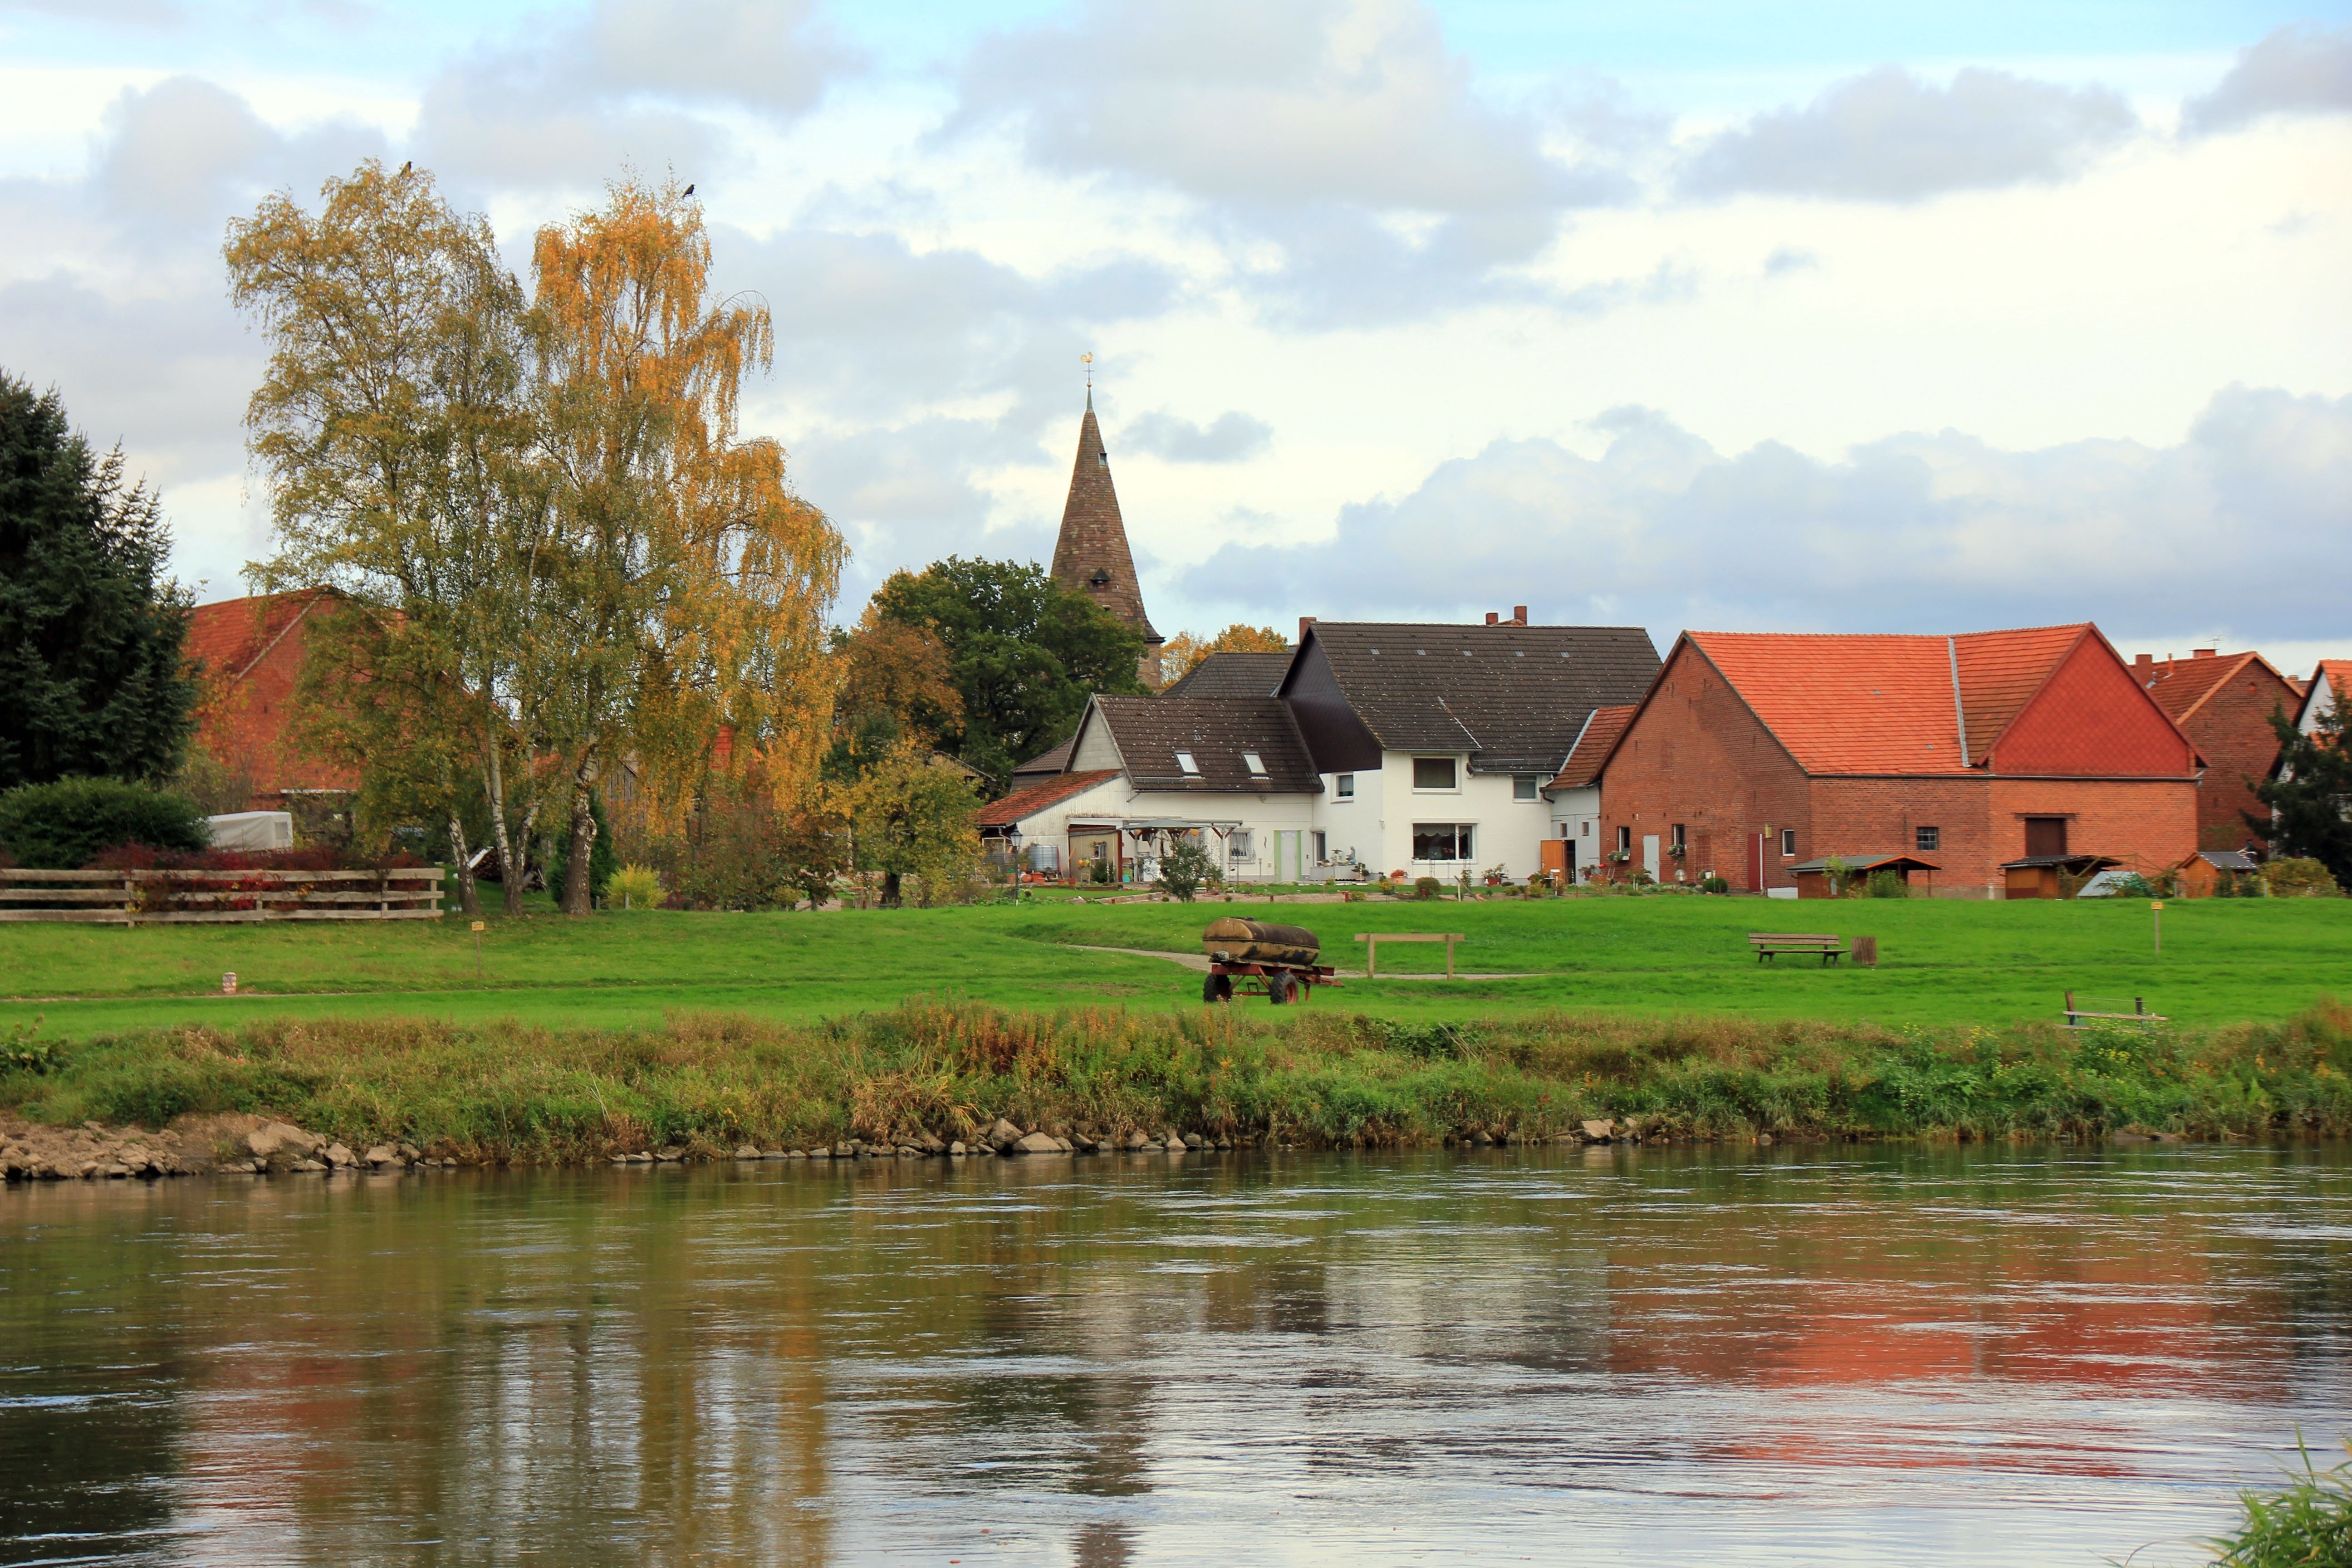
1051,394,1162,686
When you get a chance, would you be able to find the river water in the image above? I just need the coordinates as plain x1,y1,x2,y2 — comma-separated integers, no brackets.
2,1144,2347,1567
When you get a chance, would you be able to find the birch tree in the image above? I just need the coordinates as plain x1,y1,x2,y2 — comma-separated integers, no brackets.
225,161,544,914
528,173,843,914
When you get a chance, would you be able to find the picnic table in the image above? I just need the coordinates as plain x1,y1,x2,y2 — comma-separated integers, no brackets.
1355,932,1467,978
1749,932,1847,965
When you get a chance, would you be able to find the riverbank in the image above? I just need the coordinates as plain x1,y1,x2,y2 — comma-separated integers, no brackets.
4,997,2348,1173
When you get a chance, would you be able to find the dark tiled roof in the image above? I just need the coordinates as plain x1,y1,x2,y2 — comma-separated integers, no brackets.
1299,622,1660,774
1010,737,1075,778
1160,650,1291,699
978,769,1122,828
1546,704,1636,790
1091,696,1322,793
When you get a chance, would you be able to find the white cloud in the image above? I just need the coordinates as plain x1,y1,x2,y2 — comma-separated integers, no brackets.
1119,409,1272,463
946,0,1621,323
96,75,386,233
1680,65,2137,202
1173,385,2352,646
2182,24,2352,136
410,0,858,195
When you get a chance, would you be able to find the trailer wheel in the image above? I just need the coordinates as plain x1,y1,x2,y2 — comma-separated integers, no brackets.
1267,970,1295,1005
1203,973,1233,1004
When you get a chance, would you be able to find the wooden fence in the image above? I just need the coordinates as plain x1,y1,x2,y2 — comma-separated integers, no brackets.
0,867,444,924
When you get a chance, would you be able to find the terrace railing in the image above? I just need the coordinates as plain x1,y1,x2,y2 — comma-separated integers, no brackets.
0,867,444,924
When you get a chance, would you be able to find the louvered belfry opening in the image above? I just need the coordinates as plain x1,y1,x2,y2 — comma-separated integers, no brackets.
1049,397,1163,686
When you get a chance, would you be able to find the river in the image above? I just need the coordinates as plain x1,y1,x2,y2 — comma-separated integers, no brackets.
2,1144,2346,1566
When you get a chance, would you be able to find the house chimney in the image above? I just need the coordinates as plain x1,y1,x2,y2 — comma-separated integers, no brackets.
1298,616,1315,642
2192,647,2216,659
2133,653,2153,681
1485,612,1499,625
1511,605,1527,624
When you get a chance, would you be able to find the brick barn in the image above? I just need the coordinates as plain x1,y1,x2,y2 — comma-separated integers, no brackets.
1592,624,2201,898
2131,648,2301,850
184,591,357,828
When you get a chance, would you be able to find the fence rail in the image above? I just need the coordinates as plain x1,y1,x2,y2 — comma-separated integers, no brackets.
0,867,443,924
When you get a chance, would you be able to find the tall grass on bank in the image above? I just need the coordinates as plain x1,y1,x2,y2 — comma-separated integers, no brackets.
2,999,2348,1162
2199,1439,2352,1567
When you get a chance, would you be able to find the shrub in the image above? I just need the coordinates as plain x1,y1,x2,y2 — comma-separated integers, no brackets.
1413,876,1442,900
2263,857,2342,898
0,776,206,867
1864,869,1910,899
1157,839,1215,902
1701,874,1730,895
607,864,665,909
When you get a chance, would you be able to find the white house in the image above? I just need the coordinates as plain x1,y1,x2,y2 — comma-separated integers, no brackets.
2293,660,2349,742
1274,614,1661,882
980,694,1324,883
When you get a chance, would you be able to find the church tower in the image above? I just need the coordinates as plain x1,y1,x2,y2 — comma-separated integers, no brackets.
1050,388,1163,687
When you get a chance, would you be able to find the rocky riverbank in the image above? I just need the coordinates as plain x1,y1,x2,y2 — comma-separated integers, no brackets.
2,1110,1660,1182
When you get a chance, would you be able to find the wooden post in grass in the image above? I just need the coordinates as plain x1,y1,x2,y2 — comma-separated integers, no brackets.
472,920,485,979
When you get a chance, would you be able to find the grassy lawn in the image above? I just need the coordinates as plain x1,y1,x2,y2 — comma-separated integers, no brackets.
3,892,2346,1040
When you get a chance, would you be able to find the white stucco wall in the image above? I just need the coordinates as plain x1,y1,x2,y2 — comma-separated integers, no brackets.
1544,784,1601,881
994,776,1325,883
1309,753,1551,880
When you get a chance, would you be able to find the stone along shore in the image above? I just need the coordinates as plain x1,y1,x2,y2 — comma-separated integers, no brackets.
3,1114,1644,1182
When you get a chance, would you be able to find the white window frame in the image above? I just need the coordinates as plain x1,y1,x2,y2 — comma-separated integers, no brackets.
1411,823,1475,862
1334,773,1355,799
1175,750,1200,776
1781,828,1797,858
1513,775,1539,801
1241,750,1267,778
1411,756,1460,793
1228,829,1254,862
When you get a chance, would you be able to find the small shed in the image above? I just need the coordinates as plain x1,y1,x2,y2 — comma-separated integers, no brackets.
1789,853,1941,899
2174,848,2259,898
1999,853,2122,900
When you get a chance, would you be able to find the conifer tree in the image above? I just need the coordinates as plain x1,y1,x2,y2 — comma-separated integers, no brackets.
0,373,196,789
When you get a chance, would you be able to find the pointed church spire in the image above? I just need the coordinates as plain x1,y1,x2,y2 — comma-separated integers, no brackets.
1051,374,1161,686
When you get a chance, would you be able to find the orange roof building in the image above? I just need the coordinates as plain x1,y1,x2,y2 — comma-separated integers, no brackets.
2131,649,2302,849
184,592,358,812
1591,624,2201,898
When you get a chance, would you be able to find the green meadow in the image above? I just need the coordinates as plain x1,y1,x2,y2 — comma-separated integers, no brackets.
3,891,2346,1039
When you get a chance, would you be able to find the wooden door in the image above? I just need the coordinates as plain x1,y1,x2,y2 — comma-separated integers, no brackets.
2025,817,2068,857
1746,833,1764,891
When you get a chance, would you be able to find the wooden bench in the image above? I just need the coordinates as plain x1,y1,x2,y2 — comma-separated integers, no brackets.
1749,932,1847,965
1354,932,1467,978
2063,992,2168,1029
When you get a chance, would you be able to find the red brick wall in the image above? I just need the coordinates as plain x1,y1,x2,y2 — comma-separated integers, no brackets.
2177,666,2298,848
187,596,358,807
1808,778,1994,896
1992,634,2198,776
1600,642,1811,891
1986,778,2198,877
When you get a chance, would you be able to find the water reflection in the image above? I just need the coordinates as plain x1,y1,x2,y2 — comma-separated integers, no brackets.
1,1145,2346,1567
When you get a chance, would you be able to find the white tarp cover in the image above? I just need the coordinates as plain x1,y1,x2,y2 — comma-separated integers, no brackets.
206,811,294,850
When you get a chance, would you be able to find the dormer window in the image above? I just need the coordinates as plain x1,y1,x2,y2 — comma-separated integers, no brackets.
1175,751,1200,776
1088,568,1110,587
1242,751,1267,777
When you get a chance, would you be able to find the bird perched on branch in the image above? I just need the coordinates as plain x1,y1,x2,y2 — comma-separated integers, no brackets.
684,183,696,196
401,160,412,175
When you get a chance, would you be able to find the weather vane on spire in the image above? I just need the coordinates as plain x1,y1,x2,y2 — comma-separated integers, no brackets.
1081,350,1094,409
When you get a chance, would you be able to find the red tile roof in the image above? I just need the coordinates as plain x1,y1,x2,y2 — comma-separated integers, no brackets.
1546,704,1634,790
977,769,1121,828
2137,650,2290,723
2313,660,2352,710
1950,624,2091,763
1680,624,2120,775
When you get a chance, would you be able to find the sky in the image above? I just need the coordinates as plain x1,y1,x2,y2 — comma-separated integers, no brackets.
1,0,2347,674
